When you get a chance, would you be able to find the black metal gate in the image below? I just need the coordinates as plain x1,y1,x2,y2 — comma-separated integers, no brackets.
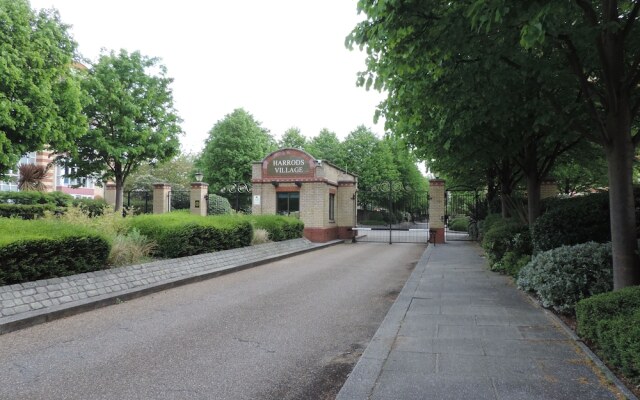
218,182,252,213
355,181,429,244
445,187,486,241
168,189,190,212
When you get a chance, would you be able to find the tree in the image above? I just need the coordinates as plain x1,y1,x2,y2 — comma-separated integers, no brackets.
305,128,345,166
0,0,86,177
62,49,182,211
279,127,307,149
347,0,586,224
469,1,640,288
198,108,276,190
342,126,399,189
124,150,197,192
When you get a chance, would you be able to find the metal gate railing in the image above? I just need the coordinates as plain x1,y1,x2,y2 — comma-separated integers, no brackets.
445,187,486,241
354,181,430,244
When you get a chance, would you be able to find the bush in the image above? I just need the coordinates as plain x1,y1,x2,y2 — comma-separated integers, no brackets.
481,218,531,266
72,198,109,217
517,242,613,313
478,213,503,240
576,286,640,386
0,219,111,285
448,216,469,232
492,251,531,277
208,194,232,215
127,212,253,258
532,188,640,252
251,215,304,241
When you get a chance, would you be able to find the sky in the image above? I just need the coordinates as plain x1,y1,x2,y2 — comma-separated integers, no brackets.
29,0,387,154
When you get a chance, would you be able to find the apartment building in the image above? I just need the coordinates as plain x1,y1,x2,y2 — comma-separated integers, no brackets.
0,150,103,199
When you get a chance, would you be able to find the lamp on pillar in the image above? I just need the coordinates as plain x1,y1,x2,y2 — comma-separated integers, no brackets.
194,171,203,183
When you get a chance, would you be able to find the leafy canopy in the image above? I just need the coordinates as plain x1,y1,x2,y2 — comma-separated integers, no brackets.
62,49,182,210
0,0,85,177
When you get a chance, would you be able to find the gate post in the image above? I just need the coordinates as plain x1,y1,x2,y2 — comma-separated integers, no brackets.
190,182,209,216
428,179,446,244
153,184,171,214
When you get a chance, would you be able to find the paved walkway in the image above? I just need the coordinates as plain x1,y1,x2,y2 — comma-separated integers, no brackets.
0,238,339,334
337,241,637,400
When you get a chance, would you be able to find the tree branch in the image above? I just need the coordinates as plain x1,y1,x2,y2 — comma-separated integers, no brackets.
621,1,640,40
558,34,611,143
574,0,600,27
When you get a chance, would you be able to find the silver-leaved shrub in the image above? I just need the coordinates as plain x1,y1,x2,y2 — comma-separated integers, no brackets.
517,242,613,313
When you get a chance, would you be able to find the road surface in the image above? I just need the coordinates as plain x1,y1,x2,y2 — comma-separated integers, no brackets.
0,242,425,400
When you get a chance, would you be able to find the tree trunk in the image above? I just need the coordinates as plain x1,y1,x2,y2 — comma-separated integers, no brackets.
605,113,640,289
115,176,124,212
526,173,541,225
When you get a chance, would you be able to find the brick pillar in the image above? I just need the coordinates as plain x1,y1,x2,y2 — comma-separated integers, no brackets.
540,179,558,199
153,184,171,214
428,179,446,244
104,183,116,208
190,182,209,216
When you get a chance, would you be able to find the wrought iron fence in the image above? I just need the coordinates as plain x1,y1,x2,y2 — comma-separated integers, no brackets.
124,190,152,214
169,190,190,211
218,182,252,213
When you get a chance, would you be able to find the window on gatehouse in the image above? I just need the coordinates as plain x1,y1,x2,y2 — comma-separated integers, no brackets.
277,192,299,215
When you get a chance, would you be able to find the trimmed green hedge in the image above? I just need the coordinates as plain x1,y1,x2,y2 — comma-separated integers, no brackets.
0,219,111,285
576,286,640,386
532,189,640,252
0,203,54,219
0,190,73,207
126,212,253,258
250,215,304,241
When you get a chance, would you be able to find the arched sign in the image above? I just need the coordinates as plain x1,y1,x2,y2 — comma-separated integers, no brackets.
262,148,316,180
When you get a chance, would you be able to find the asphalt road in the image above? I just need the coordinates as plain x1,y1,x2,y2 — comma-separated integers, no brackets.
0,242,425,400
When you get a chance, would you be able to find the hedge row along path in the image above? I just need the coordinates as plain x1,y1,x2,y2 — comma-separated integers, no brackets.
0,238,335,334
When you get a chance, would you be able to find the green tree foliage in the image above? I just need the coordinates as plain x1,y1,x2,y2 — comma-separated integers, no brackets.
0,0,86,177
61,49,182,211
342,126,399,189
198,108,276,190
305,128,345,165
468,0,640,287
552,142,608,195
124,151,196,192
347,1,588,225
279,127,307,149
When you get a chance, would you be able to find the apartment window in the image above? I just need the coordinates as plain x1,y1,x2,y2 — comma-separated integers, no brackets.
277,192,299,215
329,193,335,221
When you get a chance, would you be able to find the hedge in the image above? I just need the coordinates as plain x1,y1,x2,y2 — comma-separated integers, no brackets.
126,212,253,258
532,188,640,252
0,219,111,285
0,203,54,219
250,215,304,241
576,286,640,386
0,190,73,207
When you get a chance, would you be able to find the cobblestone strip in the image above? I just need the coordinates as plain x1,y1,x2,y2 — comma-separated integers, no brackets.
0,239,319,320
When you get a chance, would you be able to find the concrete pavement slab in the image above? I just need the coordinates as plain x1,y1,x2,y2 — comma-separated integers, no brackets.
337,241,637,400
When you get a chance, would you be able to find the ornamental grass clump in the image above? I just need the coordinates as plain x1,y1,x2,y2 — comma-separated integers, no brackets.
108,228,157,266
517,242,613,314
